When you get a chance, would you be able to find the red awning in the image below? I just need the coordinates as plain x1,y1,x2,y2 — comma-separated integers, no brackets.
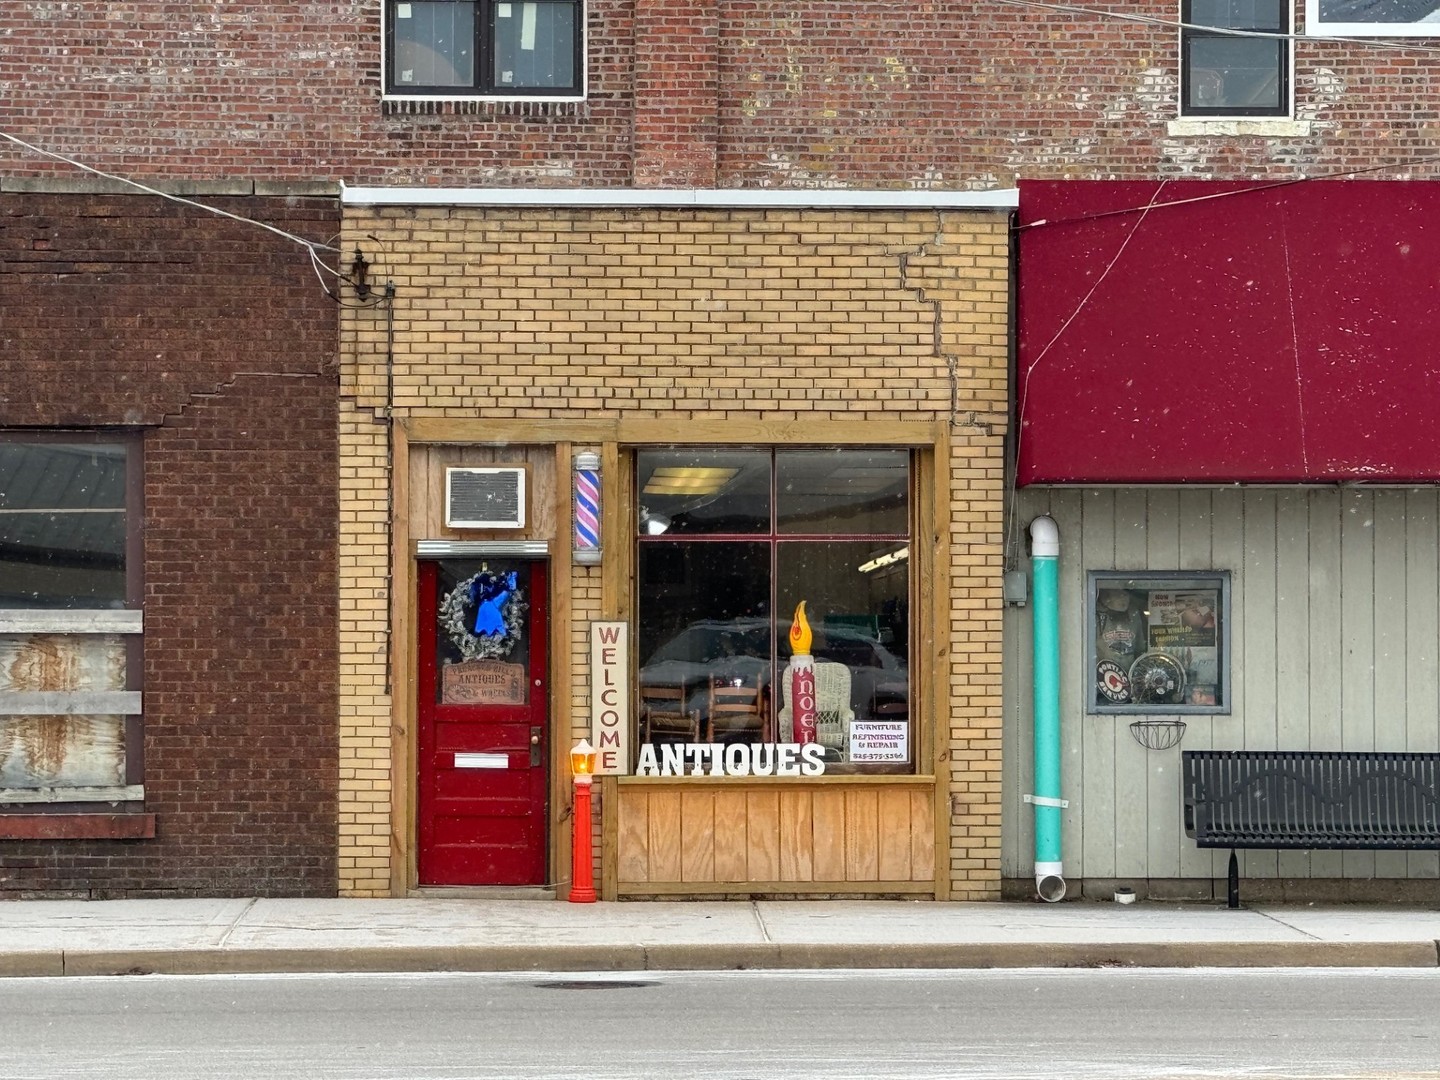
1016,180,1440,484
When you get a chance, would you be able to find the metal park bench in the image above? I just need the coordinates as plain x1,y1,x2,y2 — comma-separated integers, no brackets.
1182,750,1440,908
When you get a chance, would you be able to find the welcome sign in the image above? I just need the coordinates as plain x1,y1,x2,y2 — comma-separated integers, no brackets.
590,622,628,774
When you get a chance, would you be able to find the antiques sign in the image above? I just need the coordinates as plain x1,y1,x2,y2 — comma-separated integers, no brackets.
442,660,526,705
635,742,826,777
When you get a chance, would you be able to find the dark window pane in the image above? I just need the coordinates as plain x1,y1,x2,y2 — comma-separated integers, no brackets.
0,443,126,511
637,449,770,536
637,542,772,728
776,449,909,536
492,0,577,89
0,512,126,608
1188,38,1283,110
393,0,476,88
1189,0,1284,30
0,443,127,608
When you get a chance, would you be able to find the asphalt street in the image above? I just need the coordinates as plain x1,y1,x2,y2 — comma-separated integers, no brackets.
7,968,1440,1080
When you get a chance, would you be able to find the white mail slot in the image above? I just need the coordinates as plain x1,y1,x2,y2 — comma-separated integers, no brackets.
454,752,509,769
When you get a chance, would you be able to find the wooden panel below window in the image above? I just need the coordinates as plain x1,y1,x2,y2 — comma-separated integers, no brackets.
616,778,936,895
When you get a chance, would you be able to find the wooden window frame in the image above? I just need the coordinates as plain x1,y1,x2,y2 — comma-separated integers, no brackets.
633,447,915,776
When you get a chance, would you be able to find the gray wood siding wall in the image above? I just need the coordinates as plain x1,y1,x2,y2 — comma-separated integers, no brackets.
1002,487,1440,884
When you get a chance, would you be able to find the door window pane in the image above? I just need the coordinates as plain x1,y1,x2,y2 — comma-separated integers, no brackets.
434,559,532,705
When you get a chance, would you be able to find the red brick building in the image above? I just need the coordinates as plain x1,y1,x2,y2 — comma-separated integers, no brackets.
0,189,340,897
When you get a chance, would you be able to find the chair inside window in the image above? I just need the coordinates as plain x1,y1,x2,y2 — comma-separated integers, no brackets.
706,677,767,744
640,685,698,745
777,659,854,756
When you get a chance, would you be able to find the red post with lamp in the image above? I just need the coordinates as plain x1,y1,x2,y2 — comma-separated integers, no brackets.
569,739,597,903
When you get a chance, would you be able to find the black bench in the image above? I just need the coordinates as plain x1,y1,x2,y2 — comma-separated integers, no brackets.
1182,750,1440,908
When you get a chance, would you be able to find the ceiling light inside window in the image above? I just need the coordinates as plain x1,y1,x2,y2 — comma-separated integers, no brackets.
642,467,738,497
858,546,909,574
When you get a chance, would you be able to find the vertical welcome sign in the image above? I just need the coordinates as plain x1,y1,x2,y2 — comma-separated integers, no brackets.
589,622,629,774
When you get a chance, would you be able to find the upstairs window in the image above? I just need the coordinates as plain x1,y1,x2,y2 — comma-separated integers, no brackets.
386,0,583,98
1181,1,1289,116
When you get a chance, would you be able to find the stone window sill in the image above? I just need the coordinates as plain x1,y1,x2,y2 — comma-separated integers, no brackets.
1167,119,1313,137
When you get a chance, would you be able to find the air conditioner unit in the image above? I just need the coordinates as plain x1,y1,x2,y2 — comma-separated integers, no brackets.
445,468,526,529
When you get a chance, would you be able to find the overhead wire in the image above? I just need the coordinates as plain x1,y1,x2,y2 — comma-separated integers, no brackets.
0,129,400,306
1,129,341,257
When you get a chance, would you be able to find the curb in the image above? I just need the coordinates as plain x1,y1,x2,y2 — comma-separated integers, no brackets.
0,941,1434,978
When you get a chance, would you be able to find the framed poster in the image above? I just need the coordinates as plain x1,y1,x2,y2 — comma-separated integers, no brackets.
1307,0,1440,36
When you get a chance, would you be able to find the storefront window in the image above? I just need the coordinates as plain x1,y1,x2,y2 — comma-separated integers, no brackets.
636,448,912,774
1087,571,1229,714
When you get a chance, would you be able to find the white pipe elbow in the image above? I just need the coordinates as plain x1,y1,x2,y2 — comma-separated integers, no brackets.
1029,515,1060,559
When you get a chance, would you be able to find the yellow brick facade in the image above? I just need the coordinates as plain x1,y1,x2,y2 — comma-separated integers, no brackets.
337,206,1009,900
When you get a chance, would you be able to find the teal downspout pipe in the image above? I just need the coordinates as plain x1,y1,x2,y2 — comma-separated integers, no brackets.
1028,516,1067,901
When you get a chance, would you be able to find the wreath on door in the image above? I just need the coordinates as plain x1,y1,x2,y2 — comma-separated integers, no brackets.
438,569,527,661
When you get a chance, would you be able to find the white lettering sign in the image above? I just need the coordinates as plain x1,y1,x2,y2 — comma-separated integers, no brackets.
590,622,629,775
634,742,826,778
848,721,908,763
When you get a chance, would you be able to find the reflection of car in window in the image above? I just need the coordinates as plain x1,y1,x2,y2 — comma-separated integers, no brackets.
637,618,907,739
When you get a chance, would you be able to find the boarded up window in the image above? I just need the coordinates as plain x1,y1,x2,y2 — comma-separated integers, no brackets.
0,437,141,802
0,635,127,788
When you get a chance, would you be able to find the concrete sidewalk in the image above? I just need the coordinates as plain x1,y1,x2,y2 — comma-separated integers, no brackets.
3,897,1440,977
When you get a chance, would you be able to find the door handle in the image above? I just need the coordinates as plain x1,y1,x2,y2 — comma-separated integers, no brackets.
530,726,542,767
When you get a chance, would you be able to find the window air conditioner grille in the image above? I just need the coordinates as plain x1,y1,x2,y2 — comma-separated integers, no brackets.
445,468,526,529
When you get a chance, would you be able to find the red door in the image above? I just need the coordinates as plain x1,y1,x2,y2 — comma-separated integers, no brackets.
417,558,548,886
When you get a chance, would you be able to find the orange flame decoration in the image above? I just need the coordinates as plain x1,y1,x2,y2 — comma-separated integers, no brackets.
789,601,812,656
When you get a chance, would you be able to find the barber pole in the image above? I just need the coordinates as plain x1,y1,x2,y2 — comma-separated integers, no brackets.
573,450,601,565
788,602,817,745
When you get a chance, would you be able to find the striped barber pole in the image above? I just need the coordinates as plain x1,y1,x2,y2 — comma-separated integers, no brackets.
573,452,601,564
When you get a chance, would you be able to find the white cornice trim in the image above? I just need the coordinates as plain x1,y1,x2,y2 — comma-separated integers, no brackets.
339,183,1019,210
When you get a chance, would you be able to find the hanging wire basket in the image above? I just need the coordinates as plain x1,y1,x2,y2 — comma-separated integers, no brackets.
1129,719,1187,751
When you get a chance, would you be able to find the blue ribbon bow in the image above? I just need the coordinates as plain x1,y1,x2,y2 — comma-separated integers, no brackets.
470,571,518,637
